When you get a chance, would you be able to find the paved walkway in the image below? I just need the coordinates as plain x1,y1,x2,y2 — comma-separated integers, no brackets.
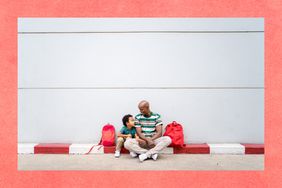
18,154,264,170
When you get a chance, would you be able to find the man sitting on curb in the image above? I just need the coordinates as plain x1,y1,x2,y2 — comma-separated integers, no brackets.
124,100,172,162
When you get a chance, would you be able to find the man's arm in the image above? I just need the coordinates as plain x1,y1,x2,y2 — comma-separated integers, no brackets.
135,133,142,140
151,125,162,141
136,127,155,148
151,114,163,140
136,127,150,142
135,133,140,141
135,117,150,142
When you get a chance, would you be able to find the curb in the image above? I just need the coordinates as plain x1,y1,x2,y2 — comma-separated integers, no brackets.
18,143,264,155
173,144,210,154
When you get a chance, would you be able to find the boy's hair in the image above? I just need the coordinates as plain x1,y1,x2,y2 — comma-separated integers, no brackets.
122,114,133,127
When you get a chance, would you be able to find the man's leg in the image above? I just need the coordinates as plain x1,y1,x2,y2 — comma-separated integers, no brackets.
124,138,148,154
145,136,172,158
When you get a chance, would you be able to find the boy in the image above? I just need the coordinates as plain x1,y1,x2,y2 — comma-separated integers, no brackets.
115,114,140,158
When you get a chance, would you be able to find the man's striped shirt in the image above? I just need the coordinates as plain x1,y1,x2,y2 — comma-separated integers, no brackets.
134,112,163,137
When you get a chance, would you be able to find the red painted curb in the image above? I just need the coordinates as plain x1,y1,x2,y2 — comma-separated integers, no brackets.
34,143,71,154
186,144,210,154
241,144,264,154
104,146,129,154
173,144,210,154
173,146,186,154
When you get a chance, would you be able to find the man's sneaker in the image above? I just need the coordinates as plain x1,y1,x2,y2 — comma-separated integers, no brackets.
152,153,158,161
114,151,120,158
139,153,148,162
130,151,138,158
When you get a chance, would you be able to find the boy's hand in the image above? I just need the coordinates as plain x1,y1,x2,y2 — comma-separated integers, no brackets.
127,134,132,138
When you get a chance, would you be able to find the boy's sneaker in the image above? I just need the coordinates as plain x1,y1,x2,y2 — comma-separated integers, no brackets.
139,153,148,162
152,153,158,161
114,151,121,158
129,151,138,158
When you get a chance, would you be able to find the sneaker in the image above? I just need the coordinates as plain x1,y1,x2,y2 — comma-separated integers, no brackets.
129,151,138,158
152,153,158,161
139,153,148,162
114,151,120,158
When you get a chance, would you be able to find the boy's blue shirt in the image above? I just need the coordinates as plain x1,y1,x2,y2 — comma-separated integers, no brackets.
120,126,136,138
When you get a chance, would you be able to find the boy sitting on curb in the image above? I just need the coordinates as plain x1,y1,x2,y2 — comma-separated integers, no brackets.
114,114,142,158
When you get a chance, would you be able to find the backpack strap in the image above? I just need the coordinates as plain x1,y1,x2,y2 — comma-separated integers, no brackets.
85,138,102,155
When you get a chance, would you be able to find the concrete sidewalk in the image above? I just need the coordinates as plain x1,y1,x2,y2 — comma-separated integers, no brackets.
18,154,264,170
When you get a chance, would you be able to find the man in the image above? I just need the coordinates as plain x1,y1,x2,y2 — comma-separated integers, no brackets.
124,100,172,162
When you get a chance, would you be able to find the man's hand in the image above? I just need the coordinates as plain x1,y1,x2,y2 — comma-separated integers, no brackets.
136,138,147,148
146,137,155,149
136,137,147,149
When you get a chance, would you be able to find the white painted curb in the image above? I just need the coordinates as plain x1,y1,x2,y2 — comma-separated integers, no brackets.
208,143,245,154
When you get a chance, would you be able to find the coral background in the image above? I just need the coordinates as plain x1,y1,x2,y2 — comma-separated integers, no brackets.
0,0,281,187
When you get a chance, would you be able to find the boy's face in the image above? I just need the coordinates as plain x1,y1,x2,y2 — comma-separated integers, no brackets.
126,116,135,127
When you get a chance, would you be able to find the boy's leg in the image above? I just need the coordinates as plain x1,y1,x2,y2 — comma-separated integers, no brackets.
115,137,125,151
145,136,172,158
124,138,148,154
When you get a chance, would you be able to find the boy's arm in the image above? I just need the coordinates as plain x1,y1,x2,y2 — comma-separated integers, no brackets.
117,132,131,138
118,127,131,138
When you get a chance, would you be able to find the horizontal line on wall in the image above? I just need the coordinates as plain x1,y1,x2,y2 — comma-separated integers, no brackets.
18,87,264,90
18,31,264,34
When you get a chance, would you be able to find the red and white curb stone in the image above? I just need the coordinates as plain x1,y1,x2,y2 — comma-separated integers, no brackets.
18,143,264,155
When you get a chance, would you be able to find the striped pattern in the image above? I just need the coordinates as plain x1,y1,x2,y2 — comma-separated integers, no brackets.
135,112,162,137
18,143,264,154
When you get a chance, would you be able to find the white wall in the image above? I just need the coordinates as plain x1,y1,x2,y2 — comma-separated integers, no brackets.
18,18,264,144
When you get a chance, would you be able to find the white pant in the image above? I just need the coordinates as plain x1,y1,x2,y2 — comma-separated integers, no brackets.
124,136,172,158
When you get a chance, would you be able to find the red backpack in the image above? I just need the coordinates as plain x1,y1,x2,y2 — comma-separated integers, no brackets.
100,124,116,146
164,121,184,147
85,123,115,154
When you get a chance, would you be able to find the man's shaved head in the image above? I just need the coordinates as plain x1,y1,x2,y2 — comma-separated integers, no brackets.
138,100,151,117
138,100,150,108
